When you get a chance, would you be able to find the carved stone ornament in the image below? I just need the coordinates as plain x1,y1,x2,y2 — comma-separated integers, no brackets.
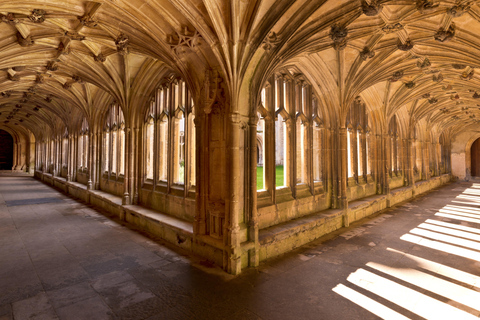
72,75,83,83
63,81,73,90
450,94,460,100
432,73,443,83
405,81,415,89
330,24,348,49
93,53,106,62
397,39,414,51
115,33,129,55
440,107,449,113
28,87,36,93
421,93,431,98
360,47,375,60
29,9,46,23
262,31,279,52
473,92,480,99
452,115,459,120
382,23,403,34
45,95,53,103
7,73,19,81
448,4,471,17
57,42,70,55
428,97,438,104
46,61,58,71
361,0,382,16
1,91,12,97
1,13,19,25
16,32,34,47
452,64,466,69
416,0,439,14
35,74,44,84
417,58,431,69
78,13,98,27
434,24,455,42
461,70,474,80
389,70,404,82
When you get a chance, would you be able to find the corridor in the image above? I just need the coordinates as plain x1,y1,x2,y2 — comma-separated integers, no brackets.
1,174,479,319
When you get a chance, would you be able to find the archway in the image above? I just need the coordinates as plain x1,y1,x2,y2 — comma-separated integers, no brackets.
0,130,13,170
471,138,480,177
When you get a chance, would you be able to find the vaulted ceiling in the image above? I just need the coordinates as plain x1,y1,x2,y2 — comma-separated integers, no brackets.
1,0,479,140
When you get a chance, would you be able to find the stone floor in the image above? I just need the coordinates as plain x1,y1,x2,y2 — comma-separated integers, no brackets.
1,174,480,320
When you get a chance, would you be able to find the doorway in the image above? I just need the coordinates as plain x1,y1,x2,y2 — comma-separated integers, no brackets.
471,138,480,176
0,130,13,170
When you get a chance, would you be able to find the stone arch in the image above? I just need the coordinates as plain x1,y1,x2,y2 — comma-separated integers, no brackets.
464,133,480,180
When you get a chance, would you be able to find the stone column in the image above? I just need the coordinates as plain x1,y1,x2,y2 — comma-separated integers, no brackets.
122,126,131,205
194,112,207,235
339,126,349,226
247,114,259,267
225,113,247,275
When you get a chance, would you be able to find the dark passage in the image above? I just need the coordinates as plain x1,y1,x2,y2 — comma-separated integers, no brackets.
0,130,13,170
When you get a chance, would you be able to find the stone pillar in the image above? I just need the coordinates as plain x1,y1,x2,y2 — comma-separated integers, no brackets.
94,130,101,190
122,126,131,205
339,126,349,226
247,114,259,267
194,112,207,235
225,113,247,275
131,127,138,204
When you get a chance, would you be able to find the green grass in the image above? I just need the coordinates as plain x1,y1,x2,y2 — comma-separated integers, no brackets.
257,165,284,190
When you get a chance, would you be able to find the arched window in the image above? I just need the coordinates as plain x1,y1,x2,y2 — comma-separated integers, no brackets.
103,103,125,176
388,115,399,176
346,97,369,183
78,118,89,170
62,128,68,168
256,71,322,195
143,78,195,189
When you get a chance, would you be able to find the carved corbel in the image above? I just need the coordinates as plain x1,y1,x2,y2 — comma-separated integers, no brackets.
29,9,46,23
397,39,414,51
389,70,404,82
330,24,348,50
262,31,280,52
57,41,71,55
460,69,474,80
16,32,34,47
359,47,375,60
115,33,129,55
448,4,471,17
93,53,106,62
434,24,455,42
432,73,443,83
46,61,58,71
361,0,382,16
417,57,431,69
428,97,438,104
416,0,439,14
405,81,415,89
35,74,45,84
1,13,19,25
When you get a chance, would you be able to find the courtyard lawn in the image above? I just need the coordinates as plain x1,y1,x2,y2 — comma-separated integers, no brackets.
257,165,284,190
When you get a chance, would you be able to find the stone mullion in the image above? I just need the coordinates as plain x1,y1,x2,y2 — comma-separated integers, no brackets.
264,78,275,202
284,78,294,192
293,79,303,190
304,84,313,192
167,82,175,192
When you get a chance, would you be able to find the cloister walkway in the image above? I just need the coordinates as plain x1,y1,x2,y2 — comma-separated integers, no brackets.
1,173,479,319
